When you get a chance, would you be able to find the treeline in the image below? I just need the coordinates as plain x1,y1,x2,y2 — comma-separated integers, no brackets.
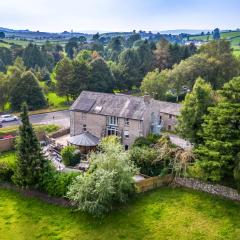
141,40,240,101
0,34,197,111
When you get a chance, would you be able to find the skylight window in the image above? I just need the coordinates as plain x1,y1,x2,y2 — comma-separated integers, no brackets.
95,106,102,112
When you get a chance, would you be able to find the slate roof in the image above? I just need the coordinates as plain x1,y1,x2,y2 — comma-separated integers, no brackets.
70,91,181,120
68,132,99,147
154,100,181,116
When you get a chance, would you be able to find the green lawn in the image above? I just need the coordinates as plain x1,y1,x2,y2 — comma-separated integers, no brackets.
0,187,239,240
0,124,60,136
188,31,240,47
0,151,16,165
47,92,70,109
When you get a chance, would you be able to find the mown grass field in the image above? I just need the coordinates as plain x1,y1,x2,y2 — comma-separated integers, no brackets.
0,187,239,240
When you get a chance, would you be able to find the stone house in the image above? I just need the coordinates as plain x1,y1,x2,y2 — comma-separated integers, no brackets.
70,91,181,150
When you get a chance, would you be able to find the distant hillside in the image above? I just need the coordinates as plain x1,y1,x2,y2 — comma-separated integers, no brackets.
158,29,210,35
188,30,240,45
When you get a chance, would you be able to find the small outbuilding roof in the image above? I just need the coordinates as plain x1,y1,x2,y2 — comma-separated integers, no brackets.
68,132,99,147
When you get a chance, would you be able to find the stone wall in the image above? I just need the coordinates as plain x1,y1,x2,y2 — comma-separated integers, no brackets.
175,177,240,202
70,111,144,146
0,138,15,152
49,127,70,139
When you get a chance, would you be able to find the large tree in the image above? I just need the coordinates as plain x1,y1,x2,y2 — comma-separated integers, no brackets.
9,71,46,111
0,47,13,71
0,73,8,111
13,104,50,188
71,59,91,98
65,40,78,59
89,57,115,93
194,77,240,184
55,57,74,101
177,77,215,144
140,69,169,100
22,43,45,68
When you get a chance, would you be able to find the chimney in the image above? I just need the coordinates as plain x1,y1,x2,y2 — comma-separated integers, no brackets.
143,95,151,104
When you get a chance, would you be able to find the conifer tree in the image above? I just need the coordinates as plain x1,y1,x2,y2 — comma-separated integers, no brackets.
177,77,215,144
13,103,50,188
195,77,240,183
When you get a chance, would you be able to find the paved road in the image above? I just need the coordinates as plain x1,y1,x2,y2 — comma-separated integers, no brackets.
2,110,70,128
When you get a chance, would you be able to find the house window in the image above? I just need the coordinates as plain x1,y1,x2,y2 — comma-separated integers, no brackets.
107,126,118,136
159,115,162,124
107,116,118,126
125,145,129,151
169,114,173,119
124,130,129,139
168,125,172,131
124,118,130,126
83,124,87,132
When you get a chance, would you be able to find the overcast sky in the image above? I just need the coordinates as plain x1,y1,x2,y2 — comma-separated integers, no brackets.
0,0,239,32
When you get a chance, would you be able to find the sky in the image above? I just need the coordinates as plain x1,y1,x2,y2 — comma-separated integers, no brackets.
0,0,240,33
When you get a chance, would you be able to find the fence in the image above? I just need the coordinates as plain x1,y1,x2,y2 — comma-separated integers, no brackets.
136,175,173,193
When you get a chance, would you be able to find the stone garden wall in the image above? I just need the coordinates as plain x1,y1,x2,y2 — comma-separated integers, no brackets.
175,177,240,202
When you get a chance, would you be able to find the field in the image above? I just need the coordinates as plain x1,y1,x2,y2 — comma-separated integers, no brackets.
0,38,68,48
188,31,240,47
0,187,239,240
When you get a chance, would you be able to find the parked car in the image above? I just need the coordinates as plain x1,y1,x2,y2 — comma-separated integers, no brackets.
0,114,18,123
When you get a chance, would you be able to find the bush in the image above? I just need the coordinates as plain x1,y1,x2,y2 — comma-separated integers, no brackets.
42,168,79,197
0,162,14,182
61,146,81,166
132,134,161,148
129,146,161,176
67,136,137,216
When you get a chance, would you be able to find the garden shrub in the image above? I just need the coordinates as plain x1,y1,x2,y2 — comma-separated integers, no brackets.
0,162,14,182
67,136,137,217
129,146,161,176
42,168,79,197
132,134,161,148
61,145,81,166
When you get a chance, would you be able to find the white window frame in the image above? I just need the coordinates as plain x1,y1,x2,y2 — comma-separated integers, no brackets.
124,130,129,139
107,116,118,126
107,126,119,136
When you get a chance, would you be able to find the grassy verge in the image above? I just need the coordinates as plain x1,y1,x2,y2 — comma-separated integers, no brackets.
0,187,239,240
0,124,60,136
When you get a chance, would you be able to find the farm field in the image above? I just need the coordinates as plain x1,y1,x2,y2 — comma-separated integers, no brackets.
188,31,240,46
0,187,239,240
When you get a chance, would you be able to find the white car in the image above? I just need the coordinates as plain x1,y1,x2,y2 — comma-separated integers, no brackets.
0,114,18,123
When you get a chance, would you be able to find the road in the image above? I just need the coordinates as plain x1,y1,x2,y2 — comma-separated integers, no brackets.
2,110,70,128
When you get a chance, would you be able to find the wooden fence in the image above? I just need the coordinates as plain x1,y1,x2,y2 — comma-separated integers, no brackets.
136,175,173,193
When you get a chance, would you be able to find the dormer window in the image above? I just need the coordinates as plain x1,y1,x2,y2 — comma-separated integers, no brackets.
107,116,118,126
